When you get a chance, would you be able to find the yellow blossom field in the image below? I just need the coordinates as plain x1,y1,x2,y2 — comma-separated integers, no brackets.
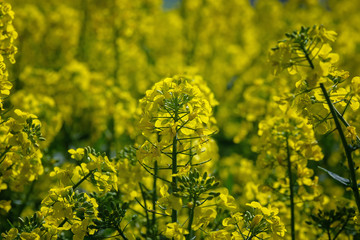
1,0,360,239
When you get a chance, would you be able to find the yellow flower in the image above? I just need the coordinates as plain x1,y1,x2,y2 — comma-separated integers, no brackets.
316,25,337,42
163,222,189,240
250,215,263,229
20,231,40,240
346,126,357,141
192,207,217,230
53,201,73,220
0,200,11,213
206,230,232,240
157,184,182,215
49,165,74,186
68,148,85,161
1,228,18,240
352,76,360,96
217,188,237,211
72,219,91,240
244,201,286,239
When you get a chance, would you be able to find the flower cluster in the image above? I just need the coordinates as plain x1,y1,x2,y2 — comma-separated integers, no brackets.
0,1,46,222
209,201,286,240
0,110,44,192
0,1,17,108
269,25,360,136
137,74,217,168
268,25,360,238
1,147,130,239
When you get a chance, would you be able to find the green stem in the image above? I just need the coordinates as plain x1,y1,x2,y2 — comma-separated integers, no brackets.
0,146,12,165
171,133,178,223
152,161,158,227
171,102,179,223
187,196,196,240
189,141,193,166
115,226,129,240
139,183,150,232
326,228,331,240
320,83,360,213
72,170,94,190
58,218,67,228
286,134,295,240
301,45,314,69
332,106,360,144
236,222,246,240
333,214,350,240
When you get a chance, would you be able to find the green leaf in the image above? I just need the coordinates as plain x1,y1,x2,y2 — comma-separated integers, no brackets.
318,166,350,187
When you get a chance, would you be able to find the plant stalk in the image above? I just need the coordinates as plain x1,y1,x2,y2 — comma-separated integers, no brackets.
320,83,360,213
0,146,12,165
152,160,158,238
301,44,314,69
72,170,94,190
286,134,296,240
187,196,196,240
171,101,179,223
171,133,178,223
116,226,129,240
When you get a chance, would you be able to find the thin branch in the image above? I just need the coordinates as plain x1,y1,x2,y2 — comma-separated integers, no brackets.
320,83,360,213
137,160,171,183
286,134,296,240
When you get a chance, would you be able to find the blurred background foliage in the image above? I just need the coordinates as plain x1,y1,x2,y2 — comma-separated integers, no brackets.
9,0,360,155
2,0,360,237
